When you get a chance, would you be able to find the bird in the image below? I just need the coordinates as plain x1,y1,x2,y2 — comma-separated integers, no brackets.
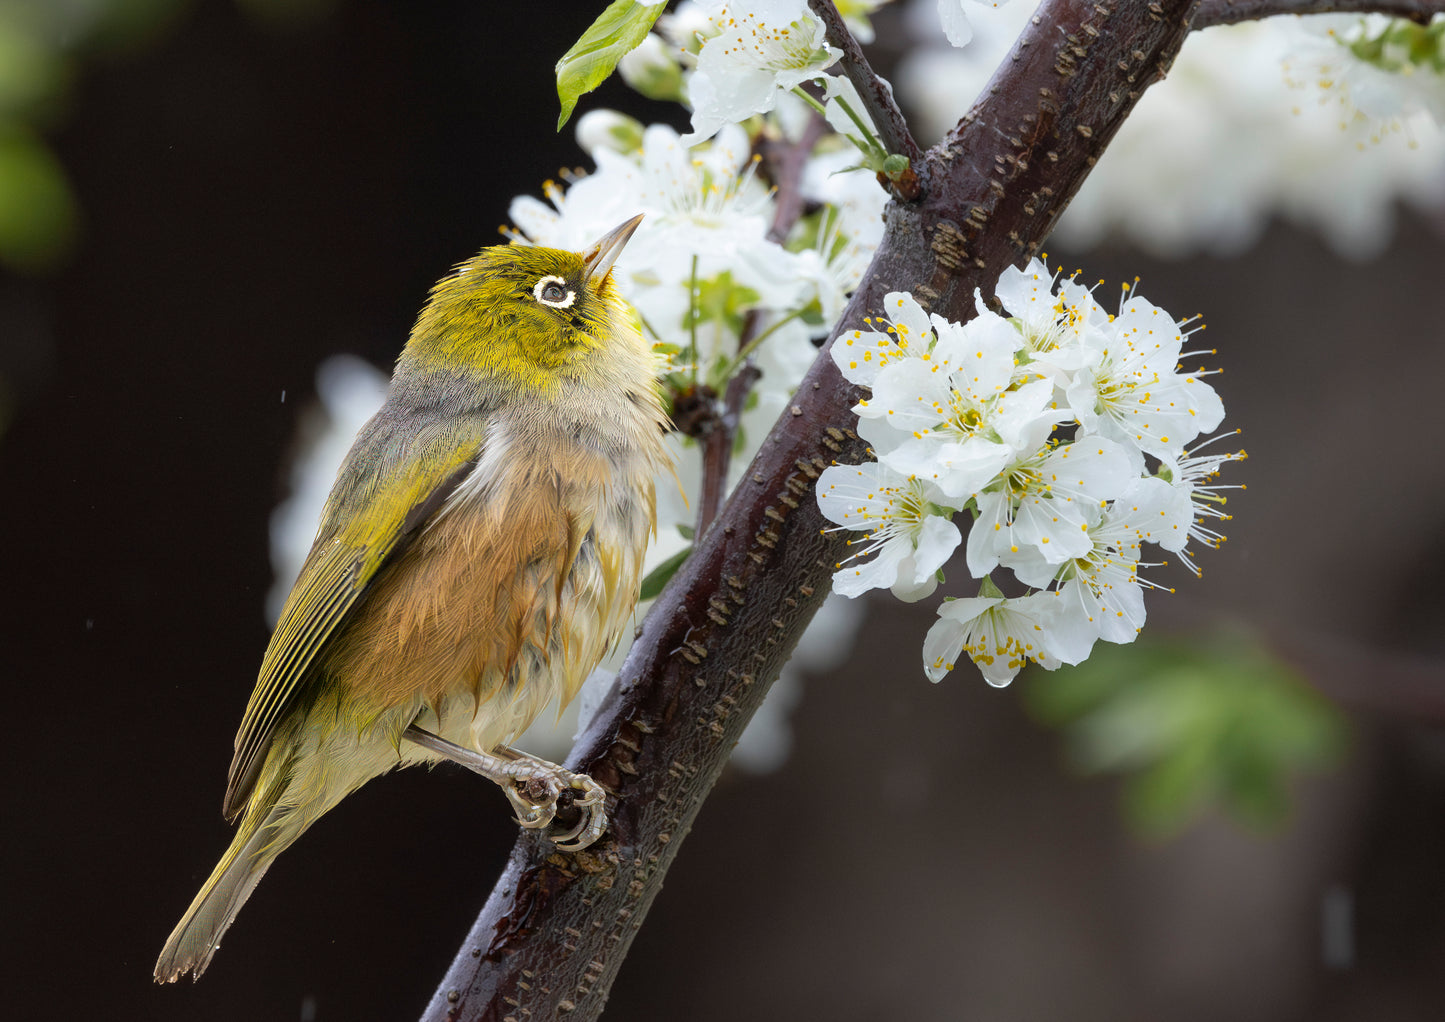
155,215,670,983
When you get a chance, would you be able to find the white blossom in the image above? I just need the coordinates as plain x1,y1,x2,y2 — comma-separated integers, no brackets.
1064,287,1224,460
831,290,937,386
799,145,888,252
895,2,1445,258
1284,15,1445,145
967,435,1138,578
1002,498,1156,662
923,591,1060,686
821,257,1240,688
679,0,841,146
1153,436,1247,575
856,307,1057,499
817,460,964,601
992,257,1097,375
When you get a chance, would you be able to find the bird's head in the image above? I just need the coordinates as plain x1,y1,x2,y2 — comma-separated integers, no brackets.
396,215,646,405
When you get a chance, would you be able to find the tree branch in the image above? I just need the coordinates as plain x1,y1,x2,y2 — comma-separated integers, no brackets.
1190,0,1445,28
420,1,1196,1019
807,0,922,164
693,353,759,537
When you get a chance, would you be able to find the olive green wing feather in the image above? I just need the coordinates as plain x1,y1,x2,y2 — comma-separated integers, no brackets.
222,410,486,819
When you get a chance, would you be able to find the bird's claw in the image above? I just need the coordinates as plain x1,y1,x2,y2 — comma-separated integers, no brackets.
505,784,558,830
505,767,608,850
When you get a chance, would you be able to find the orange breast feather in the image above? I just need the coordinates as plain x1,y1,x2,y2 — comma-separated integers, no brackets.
319,443,625,741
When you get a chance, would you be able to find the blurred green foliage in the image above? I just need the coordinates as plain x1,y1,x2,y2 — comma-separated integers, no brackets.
1023,631,1349,838
0,0,335,274
0,126,75,271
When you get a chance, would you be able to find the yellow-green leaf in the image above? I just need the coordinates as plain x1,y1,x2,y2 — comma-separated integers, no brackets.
639,545,691,601
555,0,666,130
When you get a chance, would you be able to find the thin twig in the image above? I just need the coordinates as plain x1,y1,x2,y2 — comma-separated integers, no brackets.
1190,0,1445,27
767,111,829,245
807,0,922,165
694,352,760,537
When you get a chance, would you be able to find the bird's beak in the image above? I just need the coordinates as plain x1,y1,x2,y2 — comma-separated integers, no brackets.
582,214,644,286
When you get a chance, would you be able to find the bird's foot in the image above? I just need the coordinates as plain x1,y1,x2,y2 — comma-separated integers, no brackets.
401,726,609,851
503,760,608,851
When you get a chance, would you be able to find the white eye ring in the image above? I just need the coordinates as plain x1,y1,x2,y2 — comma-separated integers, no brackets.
533,275,576,309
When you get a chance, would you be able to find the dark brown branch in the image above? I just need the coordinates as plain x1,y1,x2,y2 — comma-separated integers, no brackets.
693,354,759,537
808,0,922,164
1190,0,1445,27
421,2,1195,1019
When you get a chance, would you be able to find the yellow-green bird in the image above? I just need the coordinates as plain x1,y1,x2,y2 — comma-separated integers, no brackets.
155,215,670,983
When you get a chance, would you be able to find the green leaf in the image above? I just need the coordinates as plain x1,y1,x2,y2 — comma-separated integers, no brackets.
639,545,692,601
555,1,667,130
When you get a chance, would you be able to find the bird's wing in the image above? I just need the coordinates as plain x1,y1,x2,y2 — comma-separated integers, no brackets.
222,408,487,819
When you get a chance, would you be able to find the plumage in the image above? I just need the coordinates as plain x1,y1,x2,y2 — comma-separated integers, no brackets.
156,218,670,983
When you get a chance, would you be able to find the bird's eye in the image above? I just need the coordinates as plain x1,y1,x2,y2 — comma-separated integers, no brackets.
533,275,576,309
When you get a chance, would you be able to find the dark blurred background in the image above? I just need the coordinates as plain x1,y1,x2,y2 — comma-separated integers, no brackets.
2,2,1443,1019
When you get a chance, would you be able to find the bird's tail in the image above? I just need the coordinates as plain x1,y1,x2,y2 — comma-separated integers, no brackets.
154,765,299,983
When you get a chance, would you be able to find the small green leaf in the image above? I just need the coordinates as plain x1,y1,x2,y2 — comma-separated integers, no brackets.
555,1,667,130
639,545,692,601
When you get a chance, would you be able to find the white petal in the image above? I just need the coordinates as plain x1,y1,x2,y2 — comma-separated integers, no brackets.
1011,493,1093,564
881,435,1012,500
1096,576,1147,644
922,597,1002,681
883,291,936,353
912,513,963,579
931,311,1017,398
992,376,1061,453
831,534,911,597
1038,584,1100,665
966,490,1010,578
938,0,974,46
994,258,1053,320
890,552,940,602
1044,435,1139,502
998,541,1061,590
866,358,955,433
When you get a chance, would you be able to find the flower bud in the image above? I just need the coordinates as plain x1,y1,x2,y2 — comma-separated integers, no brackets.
575,109,645,156
618,33,685,103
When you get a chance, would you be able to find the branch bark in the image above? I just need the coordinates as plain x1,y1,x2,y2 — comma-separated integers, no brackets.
807,0,922,163
421,1,1207,1018
1190,0,1445,27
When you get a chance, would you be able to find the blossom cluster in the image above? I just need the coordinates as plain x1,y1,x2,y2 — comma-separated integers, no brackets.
520,1,1249,693
819,260,1242,686
895,2,1445,258
1284,14,1445,143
